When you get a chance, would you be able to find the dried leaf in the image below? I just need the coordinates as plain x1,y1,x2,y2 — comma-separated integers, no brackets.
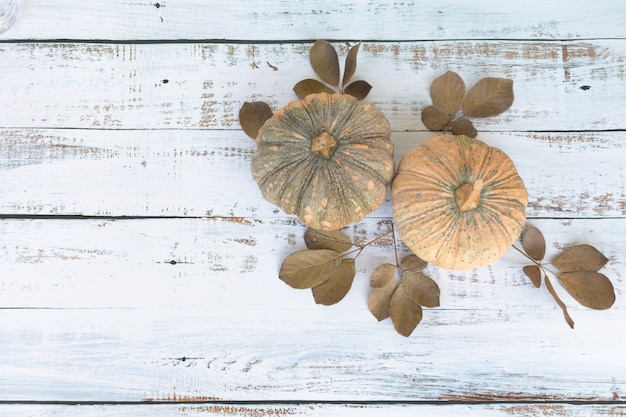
279,249,342,289
293,78,336,100
522,225,546,262
310,40,340,87
238,102,273,139
389,284,423,337
368,277,397,321
342,41,361,87
400,254,427,272
370,263,397,288
343,80,372,100
403,271,440,308
523,265,542,288
430,70,466,114
558,271,616,310
545,275,575,329
312,258,356,305
552,244,609,272
421,105,449,131
463,77,514,118
304,228,352,252
450,117,477,138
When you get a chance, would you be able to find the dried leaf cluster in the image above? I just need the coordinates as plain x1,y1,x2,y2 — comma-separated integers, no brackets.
517,225,615,328
422,70,514,137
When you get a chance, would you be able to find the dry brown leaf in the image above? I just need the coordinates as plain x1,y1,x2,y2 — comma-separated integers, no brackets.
558,271,616,310
293,78,336,100
389,284,423,337
430,70,466,114
370,263,397,288
421,105,449,131
312,258,356,305
402,270,440,308
522,225,546,262
310,40,340,87
343,80,372,100
342,41,361,88
368,277,397,321
545,275,575,329
238,101,273,139
279,249,342,289
523,265,542,288
463,77,514,118
400,254,427,272
450,117,477,138
304,228,352,252
552,244,609,272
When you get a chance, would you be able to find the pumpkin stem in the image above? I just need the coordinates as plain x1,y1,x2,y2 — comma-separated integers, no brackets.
454,179,483,212
310,131,338,159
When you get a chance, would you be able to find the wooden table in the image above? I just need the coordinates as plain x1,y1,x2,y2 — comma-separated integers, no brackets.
1,1,625,416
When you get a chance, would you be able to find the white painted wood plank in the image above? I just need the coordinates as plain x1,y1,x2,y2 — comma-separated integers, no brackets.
1,0,625,41
2,403,626,417
0,129,623,218
1,41,624,131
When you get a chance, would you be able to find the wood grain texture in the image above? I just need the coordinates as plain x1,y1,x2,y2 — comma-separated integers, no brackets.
1,41,625,131
1,0,625,41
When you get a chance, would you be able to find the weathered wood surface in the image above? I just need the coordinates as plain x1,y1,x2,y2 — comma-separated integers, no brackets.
0,1,625,416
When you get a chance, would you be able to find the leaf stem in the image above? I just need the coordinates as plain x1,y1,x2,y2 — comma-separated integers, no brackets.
544,275,575,329
347,228,394,261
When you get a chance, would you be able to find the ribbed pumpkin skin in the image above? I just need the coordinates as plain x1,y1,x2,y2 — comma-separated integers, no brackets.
391,134,528,270
252,93,395,230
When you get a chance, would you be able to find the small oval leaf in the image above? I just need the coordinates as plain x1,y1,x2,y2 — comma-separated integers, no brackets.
430,70,466,114
552,244,609,272
293,78,336,100
558,271,616,310
342,41,361,87
421,105,449,131
389,284,423,337
400,254,427,272
304,228,352,252
279,249,342,289
522,225,546,262
310,40,340,87
523,265,542,288
368,278,397,321
450,117,477,138
370,263,397,288
463,77,514,118
343,80,372,100
402,271,440,308
239,102,273,139
312,258,356,305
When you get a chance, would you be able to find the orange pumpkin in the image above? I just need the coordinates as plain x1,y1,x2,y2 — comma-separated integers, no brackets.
391,134,528,270
252,93,395,230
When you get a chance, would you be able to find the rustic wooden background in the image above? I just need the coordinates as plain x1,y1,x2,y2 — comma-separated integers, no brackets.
1,1,625,416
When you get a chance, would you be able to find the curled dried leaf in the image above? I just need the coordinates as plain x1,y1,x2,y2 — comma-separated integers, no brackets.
430,70,466,114
310,40,340,87
370,263,397,288
343,80,372,100
368,277,397,321
558,271,616,310
312,258,356,305
342,41,361,88
523,265,542,288
450,117,477,138
279,249,342,289
239,102,273,139
389,284,423,337
522,225,546,262
463,77,514,118
421,105,449,131
552,244,609,272
304,228,352,252
293,78,336,100
400,254,427,272
402,271,440,308
545,275,575,329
